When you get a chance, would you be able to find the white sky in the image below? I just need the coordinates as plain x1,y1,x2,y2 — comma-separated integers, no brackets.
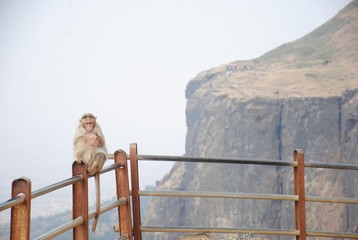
0,0,351,200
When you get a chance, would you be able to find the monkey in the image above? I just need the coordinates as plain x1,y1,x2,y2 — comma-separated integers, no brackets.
73,113,107,232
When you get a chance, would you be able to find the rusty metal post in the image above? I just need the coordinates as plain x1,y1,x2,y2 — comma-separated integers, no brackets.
114,150,133,239
72,161,89,240
130,143,142,240
293,150,306,240
10,177,31,240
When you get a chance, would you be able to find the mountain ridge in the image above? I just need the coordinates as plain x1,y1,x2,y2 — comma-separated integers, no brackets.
186,0,358,101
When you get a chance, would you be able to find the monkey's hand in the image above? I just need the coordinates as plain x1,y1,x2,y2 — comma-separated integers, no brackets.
84,133,100,146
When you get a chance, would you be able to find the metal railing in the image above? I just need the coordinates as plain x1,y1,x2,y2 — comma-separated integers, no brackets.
1,143,358,240
128,143,358,240
0,150,132,240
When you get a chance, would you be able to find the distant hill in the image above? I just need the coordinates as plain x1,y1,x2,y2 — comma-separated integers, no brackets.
186,0,358,100
143,1,358,240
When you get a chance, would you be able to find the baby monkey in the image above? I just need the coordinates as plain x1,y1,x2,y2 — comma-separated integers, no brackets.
74,113,107,232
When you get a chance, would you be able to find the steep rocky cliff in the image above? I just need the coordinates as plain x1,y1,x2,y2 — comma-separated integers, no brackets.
143,1,358,239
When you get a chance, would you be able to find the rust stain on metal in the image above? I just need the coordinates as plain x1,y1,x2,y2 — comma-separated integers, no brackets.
130,143,142,240
115,149,133,239
10,177,31,240
72,161,89,240
294,150,306,240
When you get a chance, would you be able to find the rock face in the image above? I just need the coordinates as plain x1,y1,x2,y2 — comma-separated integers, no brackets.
177,233,215,240
142,1,358,239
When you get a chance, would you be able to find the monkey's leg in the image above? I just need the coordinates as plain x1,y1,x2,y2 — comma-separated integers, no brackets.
92,172,101,232
74,150,83,163
88,153,106,176
87,160,98,176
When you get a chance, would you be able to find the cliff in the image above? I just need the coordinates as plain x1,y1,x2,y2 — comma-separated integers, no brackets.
143,1,358,239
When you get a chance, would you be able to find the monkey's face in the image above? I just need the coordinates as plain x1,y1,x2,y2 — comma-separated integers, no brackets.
81,115,96,132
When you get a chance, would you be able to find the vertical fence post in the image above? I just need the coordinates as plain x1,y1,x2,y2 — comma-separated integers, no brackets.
10,177,31,240
293,150,306,240
130,143,142,240
72,161,89,240
114,150,133,239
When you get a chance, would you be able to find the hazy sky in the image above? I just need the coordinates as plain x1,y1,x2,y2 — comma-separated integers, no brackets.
0,0,351,198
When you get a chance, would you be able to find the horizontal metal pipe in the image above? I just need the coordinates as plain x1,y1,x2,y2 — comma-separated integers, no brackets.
32,163,123,198
307,230,358,239
100,162,124,175
306,196,358,204
1,164,124,211
33,216,83,240
113,225,120,232
0,193,26,212
139,190,298,201
140,226,300,236
134,154,358,171
137,154,297,167
89,198,127,220
304,161,358,170
31,175,83,199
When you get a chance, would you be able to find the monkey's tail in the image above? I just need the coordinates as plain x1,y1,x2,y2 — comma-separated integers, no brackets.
92,173,101,232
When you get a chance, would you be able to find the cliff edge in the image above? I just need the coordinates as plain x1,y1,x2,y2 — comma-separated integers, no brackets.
143,2,358,239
